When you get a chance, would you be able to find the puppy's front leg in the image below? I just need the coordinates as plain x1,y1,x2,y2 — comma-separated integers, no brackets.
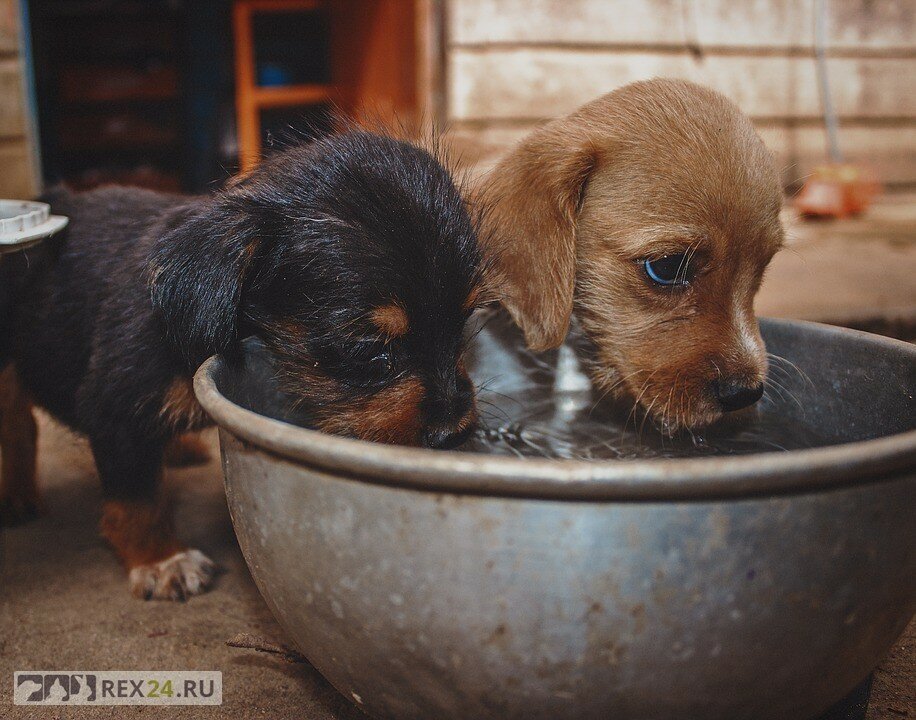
92,435,215,600
0,365,41,526
163,433,212,467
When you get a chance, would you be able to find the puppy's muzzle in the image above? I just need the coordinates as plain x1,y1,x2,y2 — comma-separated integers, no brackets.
422,374,477,449
711,377,764,412
423,423,475,450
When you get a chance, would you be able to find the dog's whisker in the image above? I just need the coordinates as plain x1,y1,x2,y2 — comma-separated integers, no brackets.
589,369,647,415
763,380,788,405
764,377,799,409
660,371,680,438
477,387,525,409
766,353,814,387
476,402,512,425
638,392,661,443
766,377,804,410
621,369,661,442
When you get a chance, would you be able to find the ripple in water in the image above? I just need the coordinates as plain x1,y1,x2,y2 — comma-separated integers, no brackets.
460,313,829,461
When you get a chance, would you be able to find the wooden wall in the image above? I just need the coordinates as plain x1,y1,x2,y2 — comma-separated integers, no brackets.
0,0,37,198
441,0,916,188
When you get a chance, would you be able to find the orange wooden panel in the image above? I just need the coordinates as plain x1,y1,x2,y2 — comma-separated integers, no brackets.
237,0,321,13
233,0,259,170
251,84,331,108
330,0,420,129
235,0,433,167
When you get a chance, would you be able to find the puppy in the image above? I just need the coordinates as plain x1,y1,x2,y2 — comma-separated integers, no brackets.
0,130,483,599
479,79,784,433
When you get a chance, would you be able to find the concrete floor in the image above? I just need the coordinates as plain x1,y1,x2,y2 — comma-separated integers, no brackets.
757,193,916,324
1,424,365,720
1,195,915,718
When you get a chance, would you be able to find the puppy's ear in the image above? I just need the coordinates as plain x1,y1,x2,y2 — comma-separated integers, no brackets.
149,198,258,369
479,122,596,351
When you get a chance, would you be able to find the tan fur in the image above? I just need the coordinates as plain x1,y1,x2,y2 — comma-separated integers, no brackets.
480,128,596,351
480,79,784,431
265,322,479,446
163,434,212,467
100,498,218,600
0,365,41,524
159,377,208,432
463,285,485,312
315,367,477,447
371,304,410,338
100,498,183,570
319,377,427,445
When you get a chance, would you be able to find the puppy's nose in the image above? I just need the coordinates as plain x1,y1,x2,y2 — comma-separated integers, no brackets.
712,378,764,412
423,424,473,450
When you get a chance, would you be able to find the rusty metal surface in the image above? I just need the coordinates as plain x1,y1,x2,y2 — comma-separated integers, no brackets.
195,318,916,720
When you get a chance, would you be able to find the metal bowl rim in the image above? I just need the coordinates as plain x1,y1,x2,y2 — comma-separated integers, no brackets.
194,318,916,501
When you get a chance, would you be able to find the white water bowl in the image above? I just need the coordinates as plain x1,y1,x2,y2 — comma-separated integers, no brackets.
0,200,69,254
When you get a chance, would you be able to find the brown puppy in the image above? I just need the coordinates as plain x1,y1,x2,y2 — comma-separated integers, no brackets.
479,78,784,433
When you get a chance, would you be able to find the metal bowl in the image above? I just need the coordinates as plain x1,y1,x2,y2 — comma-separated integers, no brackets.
194,318,916,720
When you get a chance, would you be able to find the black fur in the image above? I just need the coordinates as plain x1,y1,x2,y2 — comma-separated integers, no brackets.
1,130,483,505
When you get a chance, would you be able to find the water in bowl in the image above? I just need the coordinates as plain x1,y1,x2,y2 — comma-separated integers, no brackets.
462,313,830,460
230,313,908,460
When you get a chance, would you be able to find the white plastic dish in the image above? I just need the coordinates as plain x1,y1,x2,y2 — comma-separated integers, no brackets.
0,199,69,254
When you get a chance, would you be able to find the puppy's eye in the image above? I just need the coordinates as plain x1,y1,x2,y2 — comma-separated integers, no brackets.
365,350,394,378
643,254,691,286
350,340,395,381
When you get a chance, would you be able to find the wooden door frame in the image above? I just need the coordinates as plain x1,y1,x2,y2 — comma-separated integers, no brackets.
415,0,447,129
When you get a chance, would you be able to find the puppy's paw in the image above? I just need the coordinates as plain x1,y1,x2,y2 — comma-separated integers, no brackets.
163,434,212,467
0,492,43,527
128,549,217,601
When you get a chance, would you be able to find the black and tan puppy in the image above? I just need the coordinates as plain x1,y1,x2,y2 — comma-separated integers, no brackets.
0,130,483,599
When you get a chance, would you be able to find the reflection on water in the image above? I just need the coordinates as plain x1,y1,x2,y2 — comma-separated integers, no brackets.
461,313,829,460
227,318,912,459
